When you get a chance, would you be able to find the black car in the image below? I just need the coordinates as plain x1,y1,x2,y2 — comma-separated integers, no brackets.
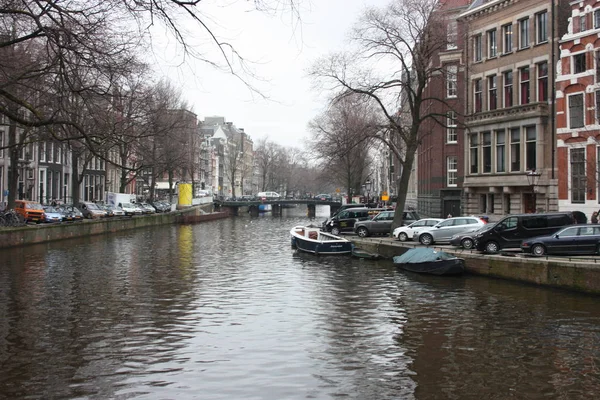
521,224,600,256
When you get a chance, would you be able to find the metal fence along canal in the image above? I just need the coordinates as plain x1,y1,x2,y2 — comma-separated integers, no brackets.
0,206,599,399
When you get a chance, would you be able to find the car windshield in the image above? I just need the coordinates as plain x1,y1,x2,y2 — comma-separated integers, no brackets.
26,203,43,209
87,203,101,210
121,203,133,208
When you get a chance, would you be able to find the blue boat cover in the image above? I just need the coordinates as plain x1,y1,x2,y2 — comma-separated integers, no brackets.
393,248,456,264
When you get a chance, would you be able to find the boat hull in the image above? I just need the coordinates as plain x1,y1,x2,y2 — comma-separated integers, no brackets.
290,226,352,255
395,258,465,276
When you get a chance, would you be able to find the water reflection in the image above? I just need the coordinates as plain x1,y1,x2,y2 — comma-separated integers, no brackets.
0,207,599,399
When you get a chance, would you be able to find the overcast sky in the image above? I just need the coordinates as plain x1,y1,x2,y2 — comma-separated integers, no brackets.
148,0,390,149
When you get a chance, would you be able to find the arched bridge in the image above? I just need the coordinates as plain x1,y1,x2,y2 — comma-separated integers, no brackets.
213,199,343,217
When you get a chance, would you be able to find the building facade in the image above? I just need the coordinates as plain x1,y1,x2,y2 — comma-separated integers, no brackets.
460,0,567,219
556,0,600,217
417,0,470,219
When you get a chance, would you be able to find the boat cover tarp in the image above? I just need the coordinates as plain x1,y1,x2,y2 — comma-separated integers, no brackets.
393,248,456,264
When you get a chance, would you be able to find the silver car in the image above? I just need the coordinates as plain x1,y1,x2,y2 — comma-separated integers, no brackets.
416,216,486,245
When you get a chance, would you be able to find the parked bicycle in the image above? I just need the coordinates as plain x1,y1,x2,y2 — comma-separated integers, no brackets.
0,209,26,227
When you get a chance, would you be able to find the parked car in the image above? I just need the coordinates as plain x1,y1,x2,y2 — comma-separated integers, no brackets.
449,226,487,249
105,204,125,217
323,207,390,235
14,200,45,223
474,211,587,253
42,206,63,223
393,218,444,241
354,210,422,238
138,203,156,214
78,202,107,219
256,191,280,200
119,202,141,216
521,224,600,256
151,201,171,213
416,216,487,246
315,193,332,201
61,205,84,222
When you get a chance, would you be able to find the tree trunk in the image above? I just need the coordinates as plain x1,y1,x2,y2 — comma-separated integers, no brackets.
71,153,81,205
392,141,418,232
7,119,19,210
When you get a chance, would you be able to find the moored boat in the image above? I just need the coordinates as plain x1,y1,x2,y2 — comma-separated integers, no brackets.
290,225,353,255
351,247,382,260
393,248,465,276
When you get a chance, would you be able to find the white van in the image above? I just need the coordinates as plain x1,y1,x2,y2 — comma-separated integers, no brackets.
257,191,280,200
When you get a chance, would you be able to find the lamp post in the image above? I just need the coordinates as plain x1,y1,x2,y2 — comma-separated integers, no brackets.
526,169,541,213
365,179,372,206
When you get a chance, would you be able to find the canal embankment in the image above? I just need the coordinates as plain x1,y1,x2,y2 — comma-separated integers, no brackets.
351,237,600,295
0,204,228,249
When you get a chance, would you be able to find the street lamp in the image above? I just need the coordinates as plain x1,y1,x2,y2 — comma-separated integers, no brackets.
526,169,541,213
365,179,372,205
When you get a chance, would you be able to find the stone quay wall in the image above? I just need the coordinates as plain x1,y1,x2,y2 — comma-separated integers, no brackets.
351,238,600,295
0,205,227,249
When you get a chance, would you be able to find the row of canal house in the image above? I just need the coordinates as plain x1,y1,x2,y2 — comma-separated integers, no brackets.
418,0,600,220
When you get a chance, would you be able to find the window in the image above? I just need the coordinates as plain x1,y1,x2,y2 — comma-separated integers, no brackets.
510,128,521,172
470,133,479,174
39,141,46,162
571,148,586,203
447,156,458,187
488,29,497,58
502,24,513,53
0,131,3,159
536,11,548,43
48,142,53,163
525,126,536,171
519,18,529,49
520,67,530,105
447,20,457,49
596,51,600,81
596,90,600,123
496,130,506,172
474,79,482,113
474,34,482,61
503,70,513,107
595,9,600,29
569,93,584,128
538,62,548,102
482,132,492,173
446,65,457,97
447,111,457,143
488,75,497,110
580,14,587,32
574,53,586,74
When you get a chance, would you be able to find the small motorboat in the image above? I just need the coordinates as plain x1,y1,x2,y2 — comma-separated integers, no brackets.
351,247,382,260
393,247,465,276
290,225,353,255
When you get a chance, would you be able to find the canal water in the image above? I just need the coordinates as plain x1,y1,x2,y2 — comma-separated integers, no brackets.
0,206,599,399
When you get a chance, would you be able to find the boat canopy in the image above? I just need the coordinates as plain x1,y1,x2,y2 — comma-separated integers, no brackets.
393,248,456,263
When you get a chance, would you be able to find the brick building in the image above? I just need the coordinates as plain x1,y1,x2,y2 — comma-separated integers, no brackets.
417,0,471,219
556,0,600,218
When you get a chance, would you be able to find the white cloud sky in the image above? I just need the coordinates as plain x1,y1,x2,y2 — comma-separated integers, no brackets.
147,0,390,149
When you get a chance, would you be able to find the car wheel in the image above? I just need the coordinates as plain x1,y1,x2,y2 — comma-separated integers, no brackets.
357,227,369,238
485,241,500,254
331,227,340,236
399,232,408,242
419,233,433,246
461,238,474,249
532,244,546,257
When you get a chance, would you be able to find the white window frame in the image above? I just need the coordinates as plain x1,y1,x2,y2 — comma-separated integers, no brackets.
487,29,497,58
519,18,529,49
568,93,585,129
447,156,458,187
446,111,457,143
536,11,548,44
446,65,458,98
447,20,457,50
502,24,513,54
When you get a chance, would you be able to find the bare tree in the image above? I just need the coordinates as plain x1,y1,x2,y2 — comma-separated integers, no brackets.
310,0,450,228
254,137,282,192
308,94,379,202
